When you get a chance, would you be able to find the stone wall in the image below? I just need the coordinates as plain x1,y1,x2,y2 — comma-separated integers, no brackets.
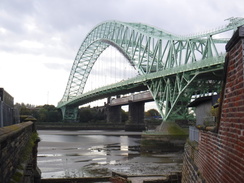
0,122,40,183
182,27,244,182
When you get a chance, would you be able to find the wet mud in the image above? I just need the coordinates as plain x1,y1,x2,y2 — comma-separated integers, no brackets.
37,130,183,179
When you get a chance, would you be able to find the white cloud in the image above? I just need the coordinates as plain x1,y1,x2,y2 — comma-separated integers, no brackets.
0,51,70,106
18,40,44,49
0,27,7,34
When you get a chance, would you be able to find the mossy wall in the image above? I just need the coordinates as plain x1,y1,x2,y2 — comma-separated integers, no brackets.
0,122,40,183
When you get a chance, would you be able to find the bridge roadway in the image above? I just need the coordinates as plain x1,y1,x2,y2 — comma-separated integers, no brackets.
59,54,224,108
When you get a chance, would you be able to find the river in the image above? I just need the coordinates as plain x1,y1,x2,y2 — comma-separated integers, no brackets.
37,130,183,179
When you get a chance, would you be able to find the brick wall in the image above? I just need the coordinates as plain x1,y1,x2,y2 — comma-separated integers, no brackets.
182,27,244,183
0,122,40,183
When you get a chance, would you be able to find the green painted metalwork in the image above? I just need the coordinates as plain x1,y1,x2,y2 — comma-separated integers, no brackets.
58,17,244,121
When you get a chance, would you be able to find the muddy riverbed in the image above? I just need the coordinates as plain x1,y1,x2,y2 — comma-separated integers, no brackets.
37,130,183,179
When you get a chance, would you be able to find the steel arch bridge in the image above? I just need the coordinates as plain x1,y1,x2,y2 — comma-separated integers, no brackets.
57,17,244,122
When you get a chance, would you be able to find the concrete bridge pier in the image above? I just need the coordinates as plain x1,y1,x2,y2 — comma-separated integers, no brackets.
125,101,146,131
106,105,121,123
61,106,79,122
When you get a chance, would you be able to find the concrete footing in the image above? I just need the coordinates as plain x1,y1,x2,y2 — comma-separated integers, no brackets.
141,122,188,153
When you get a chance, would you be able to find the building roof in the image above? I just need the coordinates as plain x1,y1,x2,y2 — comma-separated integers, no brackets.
188,96,213,107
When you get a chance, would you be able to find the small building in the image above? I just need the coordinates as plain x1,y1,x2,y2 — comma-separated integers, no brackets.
188,95,219,126
0,88,15,127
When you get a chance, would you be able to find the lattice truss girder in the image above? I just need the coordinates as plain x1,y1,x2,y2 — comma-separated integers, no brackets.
59,18,244,119
147,70,223,120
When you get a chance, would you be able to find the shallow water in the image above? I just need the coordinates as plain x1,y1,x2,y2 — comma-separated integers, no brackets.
37,130,182,178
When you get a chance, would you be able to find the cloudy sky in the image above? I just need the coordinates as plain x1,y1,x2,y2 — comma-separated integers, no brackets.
0,0,243,107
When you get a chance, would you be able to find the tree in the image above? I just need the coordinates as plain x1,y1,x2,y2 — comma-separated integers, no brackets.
121,109,128,122
37,105,62,122
145,109,160,118
15,103,62,122
79,107,95,122
15,103,34,115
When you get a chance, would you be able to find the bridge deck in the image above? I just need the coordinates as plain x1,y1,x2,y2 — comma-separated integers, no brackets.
109,91,153,106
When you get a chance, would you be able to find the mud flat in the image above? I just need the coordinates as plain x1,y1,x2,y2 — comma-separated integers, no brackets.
37,129,183,180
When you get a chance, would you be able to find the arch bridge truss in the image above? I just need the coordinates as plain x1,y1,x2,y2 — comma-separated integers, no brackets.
58,17,244,121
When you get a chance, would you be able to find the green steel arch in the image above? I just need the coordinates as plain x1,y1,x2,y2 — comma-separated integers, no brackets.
58,17,244,121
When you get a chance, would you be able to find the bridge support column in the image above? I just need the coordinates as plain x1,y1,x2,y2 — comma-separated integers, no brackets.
106,105,121,123
125,102,146,131
61,106,79,122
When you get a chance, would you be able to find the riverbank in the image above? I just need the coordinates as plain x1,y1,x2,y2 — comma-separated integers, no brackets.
37,129,142,136
40,171,182,183
40,176,110,183
36,122,126,130
35,122,160,131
